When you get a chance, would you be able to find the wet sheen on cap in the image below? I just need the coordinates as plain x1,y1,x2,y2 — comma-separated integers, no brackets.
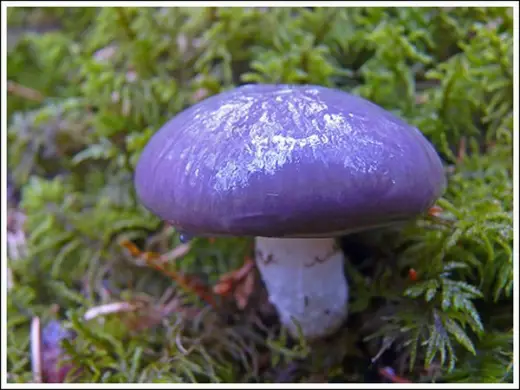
134,84,446,237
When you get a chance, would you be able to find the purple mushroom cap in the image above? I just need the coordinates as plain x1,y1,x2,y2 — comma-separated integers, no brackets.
135,84,446,237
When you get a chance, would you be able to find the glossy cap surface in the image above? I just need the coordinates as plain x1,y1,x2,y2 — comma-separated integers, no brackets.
135,84,446,237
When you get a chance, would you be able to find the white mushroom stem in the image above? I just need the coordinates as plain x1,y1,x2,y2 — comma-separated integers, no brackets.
255,236,349,340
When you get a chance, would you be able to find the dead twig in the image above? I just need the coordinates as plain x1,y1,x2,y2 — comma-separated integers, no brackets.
7,80,44,102
162,243,192,264
6,209,28,290
120,239,217,307
30,317,43,383
213,257,256,310
83,301,140,321
122,238,191,267
457,136,467,164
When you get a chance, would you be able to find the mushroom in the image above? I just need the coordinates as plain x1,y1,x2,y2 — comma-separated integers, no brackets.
134,84,446,340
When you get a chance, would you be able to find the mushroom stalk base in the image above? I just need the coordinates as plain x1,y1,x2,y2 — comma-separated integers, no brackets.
255,237,349,340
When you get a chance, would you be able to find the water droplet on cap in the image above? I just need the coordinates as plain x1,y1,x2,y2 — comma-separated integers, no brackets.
179,231,195,243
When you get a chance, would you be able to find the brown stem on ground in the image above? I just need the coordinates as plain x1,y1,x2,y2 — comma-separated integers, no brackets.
213,257,256,310
120,240,217,307
30,317,43,383
7,80,44,102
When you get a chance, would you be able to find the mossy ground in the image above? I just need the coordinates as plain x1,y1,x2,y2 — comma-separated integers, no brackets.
5,6,515,384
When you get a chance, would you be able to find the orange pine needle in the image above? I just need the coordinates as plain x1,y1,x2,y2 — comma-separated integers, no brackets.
428,205,443,217
213,280,233,296
408,268,418,282
213,257,256,309
120,240,216,307
213,257,255,294
457,136,467,163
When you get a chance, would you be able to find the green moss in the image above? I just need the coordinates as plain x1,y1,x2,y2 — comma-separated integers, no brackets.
6,6,514,384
